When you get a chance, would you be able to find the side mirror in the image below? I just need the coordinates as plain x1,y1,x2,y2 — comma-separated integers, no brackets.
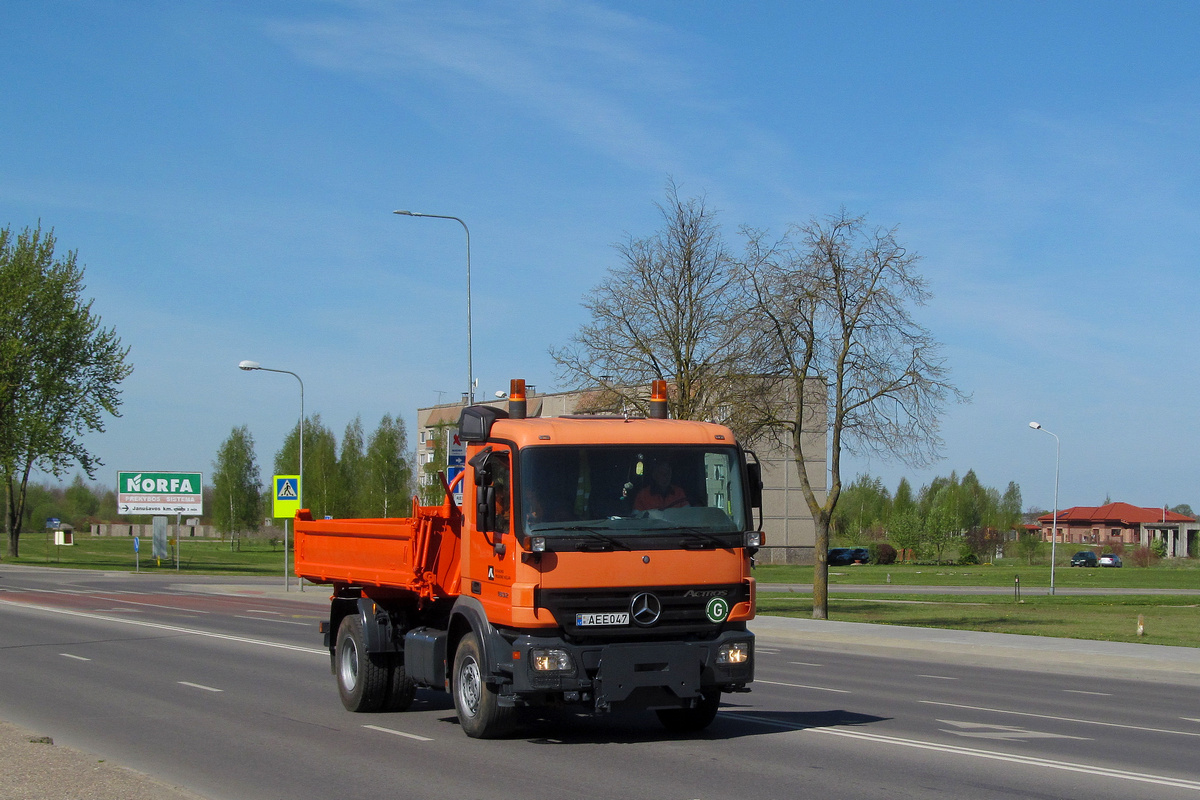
746,462,763,510
476,485,497,533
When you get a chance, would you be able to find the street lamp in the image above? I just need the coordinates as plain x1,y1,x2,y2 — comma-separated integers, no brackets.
1029,421,1060,595
240,360,304,590
393,210,473,404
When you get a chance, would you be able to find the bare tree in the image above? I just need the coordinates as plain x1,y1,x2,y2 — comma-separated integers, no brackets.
551,180,748,422
740,210,962,619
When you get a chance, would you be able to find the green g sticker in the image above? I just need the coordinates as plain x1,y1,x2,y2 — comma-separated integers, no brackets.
705,597,730,623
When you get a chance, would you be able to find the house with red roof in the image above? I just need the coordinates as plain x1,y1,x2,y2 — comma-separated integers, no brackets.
1036,502,1197,558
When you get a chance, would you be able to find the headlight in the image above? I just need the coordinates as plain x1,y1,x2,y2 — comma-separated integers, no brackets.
716,642,750,665
530,648,574,672
744,531,762,548
531,536,546,552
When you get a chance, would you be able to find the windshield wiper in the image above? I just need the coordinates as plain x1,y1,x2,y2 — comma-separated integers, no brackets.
658,527,736,550
556,526,632,551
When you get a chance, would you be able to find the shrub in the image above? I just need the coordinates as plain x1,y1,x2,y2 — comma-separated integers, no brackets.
1129,545,1159,568
873,542,897,565
1151,539,1169,559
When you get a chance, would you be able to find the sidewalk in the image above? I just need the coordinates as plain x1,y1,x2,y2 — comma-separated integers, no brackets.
752,613,1200,685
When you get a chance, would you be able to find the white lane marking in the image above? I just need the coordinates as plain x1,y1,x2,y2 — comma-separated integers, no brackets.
234,615,309,626
0,598,326,656
1183,718,1200,724
59,653,91,661
788,661,823,667
921,701,1200,738
727,712,1200,791
179,681,223,693
756,679,850,694
1064,689,1112,697
245,610,281,615
918,674,958,680
363,724,433,742
938,719,1090,741
755,647,781,654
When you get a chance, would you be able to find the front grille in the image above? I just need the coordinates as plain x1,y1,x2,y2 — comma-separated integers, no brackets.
537,584,748,640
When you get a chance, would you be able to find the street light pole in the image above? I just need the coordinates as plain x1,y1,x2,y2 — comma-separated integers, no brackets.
1029,421,1060,595
240,360,304,590
393,210,473,404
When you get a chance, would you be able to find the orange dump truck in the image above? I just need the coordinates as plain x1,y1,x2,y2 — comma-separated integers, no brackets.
294,380,760,738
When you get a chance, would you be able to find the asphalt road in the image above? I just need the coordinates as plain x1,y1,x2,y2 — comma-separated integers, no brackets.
2,565,1199,799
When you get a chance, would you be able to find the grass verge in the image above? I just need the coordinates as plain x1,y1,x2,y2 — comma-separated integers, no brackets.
754,561,1200,590
758,591,1200,648
4,531,289,576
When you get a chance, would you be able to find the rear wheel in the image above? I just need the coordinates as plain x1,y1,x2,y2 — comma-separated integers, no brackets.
335,615,389,712
656,691,721,733
452,632,514,738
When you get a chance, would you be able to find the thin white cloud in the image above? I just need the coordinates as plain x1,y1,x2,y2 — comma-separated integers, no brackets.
263,1,698,168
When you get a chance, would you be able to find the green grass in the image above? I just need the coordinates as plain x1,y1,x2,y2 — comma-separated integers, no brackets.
754,561,1200,590
758,591,1200,648
5,531,291,576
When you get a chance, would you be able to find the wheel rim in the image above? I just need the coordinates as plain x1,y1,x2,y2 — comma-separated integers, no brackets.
457,656,482,718
339,637,359,691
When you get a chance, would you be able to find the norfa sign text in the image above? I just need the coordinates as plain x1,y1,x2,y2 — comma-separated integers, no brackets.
117,471,204,515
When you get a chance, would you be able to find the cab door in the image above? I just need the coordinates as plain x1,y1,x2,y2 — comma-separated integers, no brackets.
467,446,517,624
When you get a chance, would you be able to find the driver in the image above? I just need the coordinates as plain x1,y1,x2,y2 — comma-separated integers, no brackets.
634,461,689,511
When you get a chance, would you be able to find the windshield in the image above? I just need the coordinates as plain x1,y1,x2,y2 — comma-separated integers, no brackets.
519,445,747,538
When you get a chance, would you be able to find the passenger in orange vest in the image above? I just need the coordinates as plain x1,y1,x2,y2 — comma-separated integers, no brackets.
634,461,689,511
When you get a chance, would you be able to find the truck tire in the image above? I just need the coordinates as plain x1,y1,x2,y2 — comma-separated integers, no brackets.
656,691,721,733
385,658,417,712
452,632,514,738
336,615,389,712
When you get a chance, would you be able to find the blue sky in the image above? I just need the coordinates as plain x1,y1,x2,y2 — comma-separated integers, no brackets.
4,0,1198,512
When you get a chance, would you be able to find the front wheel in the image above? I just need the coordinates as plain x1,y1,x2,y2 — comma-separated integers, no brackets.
656,691,721,733
452,632,514,738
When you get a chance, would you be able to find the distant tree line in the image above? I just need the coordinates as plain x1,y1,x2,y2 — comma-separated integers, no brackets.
830,470,1024,564
16,414,414,538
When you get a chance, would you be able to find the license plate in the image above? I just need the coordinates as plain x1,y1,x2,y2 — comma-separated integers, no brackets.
576,612,629,626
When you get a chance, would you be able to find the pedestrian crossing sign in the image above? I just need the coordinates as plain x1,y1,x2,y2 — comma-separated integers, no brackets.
273,475,301,519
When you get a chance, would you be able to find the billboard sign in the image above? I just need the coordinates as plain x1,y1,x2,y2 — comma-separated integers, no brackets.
118,471,203,515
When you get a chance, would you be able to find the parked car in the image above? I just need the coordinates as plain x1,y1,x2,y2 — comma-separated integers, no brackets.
828,547,871,566
1099,553,1123,567
1070,550,1099,567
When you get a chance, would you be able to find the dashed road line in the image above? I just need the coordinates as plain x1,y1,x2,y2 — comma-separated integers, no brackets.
179,681,223,693
363,725,433,742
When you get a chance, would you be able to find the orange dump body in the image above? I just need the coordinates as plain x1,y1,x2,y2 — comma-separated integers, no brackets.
294,495,463,602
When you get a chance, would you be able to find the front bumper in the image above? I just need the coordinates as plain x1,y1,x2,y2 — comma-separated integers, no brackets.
507,627,754,711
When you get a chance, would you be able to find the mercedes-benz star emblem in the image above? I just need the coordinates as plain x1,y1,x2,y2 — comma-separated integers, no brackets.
630,592,662,627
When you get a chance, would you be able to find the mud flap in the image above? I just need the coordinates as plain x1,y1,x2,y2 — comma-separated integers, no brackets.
594,643,702,706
